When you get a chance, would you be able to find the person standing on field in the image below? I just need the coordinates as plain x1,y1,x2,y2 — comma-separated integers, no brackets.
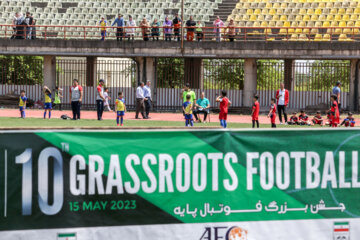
70,79,83,120
332,81,341,112
96,79,106,120
276,82,289,125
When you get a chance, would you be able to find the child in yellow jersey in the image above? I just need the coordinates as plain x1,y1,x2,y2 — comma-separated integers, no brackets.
115,92,126,126
99,17,107,41
19,90,27,118
43,86,52,119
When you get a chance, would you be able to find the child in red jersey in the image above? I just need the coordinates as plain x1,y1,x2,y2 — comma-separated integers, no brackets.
251,95,260,128
312,111,323,126
340,112,356,127
330,95,340,127
298,110,311,126
267,98,276,128
216,90,231,128
325,110,332,126
288,112,298,125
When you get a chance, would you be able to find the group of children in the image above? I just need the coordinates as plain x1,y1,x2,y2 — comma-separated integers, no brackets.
251,94,355,128
183,90,231,128
18,88,356,129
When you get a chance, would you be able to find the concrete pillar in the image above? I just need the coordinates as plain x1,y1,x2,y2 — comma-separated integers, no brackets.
284,59,294,91
350,59,359,111
43,56,56,91
86,56,97,86
136,57,156,84
243,58,257,107
184,58,202,89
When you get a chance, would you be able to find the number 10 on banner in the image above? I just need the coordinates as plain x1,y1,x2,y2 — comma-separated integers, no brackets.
16,147,64,216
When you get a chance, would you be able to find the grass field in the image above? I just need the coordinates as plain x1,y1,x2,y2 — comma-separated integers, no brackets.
0,117,337,129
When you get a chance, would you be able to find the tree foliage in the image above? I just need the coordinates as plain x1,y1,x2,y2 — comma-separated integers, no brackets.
0,56,43,85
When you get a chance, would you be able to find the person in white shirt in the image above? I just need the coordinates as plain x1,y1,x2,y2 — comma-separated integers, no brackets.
126,15,136,41
69,79,83,120
103,87,112,111
135,82,146,119
276,82,289,124
143,80,152,118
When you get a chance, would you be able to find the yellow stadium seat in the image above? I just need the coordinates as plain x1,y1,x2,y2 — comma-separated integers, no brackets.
330,8,337,15
250,15,257,21
254,9,261,15
265,3,272,8
307,9,314,15
339,21,347,27
315,9,322,15
253,21,260,27
319,15,326,21
276,9,283,15
355,8,360,14
311,15,318,21
346,8,353,15
261,9,268,15
257,15,264,21
298,34,308,41
273,3,280,9
314,34,322,41
318,2,325,8
280,15,287,21
355,21,360,27
283,21,291,28
261,21,268,27
288,22,298,33
351,15,358,21
338,8,345,15
299,9,306,15
326,15,334,21
246,9,253,15
322,21,330,27
323,34,331,41
269,9,276,15
335,15,342,21
289,34,298,41
272,15,279,21
295,15,302,21
303,15,310,21
281,3,287,8
338,34,349,41
342,15,350,21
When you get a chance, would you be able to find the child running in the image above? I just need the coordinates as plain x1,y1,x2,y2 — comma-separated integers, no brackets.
340,112,355,127
115,92,126,126
298,110,311,126
19,90,27,118
312,111,323,126
251,95,260,128
103,87,112,112
43,86,52,119
330,95,340,127
183,94,194,127
267,98,277,128
216,90,231,128
288,112,298,125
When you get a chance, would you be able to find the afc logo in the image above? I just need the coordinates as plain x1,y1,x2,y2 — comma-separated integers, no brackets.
200,226,248,240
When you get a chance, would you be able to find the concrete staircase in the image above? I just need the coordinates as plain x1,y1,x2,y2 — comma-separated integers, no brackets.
206,0,238,26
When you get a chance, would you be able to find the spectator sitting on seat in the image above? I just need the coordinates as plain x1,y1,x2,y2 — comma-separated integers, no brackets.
288,112,298,125
99,17,107,41
193,92,210,123
139,18,150,41
226,19,236,42
151,18,160,41
126,15,136,41
163,17,172,41
298,110,311,126
196,21,203,42
312,111,323,126
340,112,355,127
186,16,196,41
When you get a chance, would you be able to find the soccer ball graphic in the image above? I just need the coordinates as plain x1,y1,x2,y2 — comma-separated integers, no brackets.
227,227,248,240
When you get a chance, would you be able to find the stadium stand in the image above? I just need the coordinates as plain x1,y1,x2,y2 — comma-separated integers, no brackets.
226,0,360,41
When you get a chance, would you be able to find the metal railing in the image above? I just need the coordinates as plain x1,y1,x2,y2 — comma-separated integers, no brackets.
2,24,360,42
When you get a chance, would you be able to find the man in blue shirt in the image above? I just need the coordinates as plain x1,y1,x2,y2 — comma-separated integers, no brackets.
332,81,341,111
193,92,210,122
112,14,124,41
143,80,152,119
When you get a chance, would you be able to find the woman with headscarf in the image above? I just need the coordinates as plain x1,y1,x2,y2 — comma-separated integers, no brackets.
139,18,150,41
213,16,224,42
163,17,172,41
151,18,160,41
226,19,236,42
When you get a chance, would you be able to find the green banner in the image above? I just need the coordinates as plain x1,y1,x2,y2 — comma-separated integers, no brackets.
0,129,359,239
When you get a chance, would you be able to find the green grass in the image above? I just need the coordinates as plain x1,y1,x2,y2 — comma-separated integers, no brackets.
0,117,335,129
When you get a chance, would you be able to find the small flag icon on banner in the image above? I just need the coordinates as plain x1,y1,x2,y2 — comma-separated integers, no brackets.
57,233,77,240
333,222,350,240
